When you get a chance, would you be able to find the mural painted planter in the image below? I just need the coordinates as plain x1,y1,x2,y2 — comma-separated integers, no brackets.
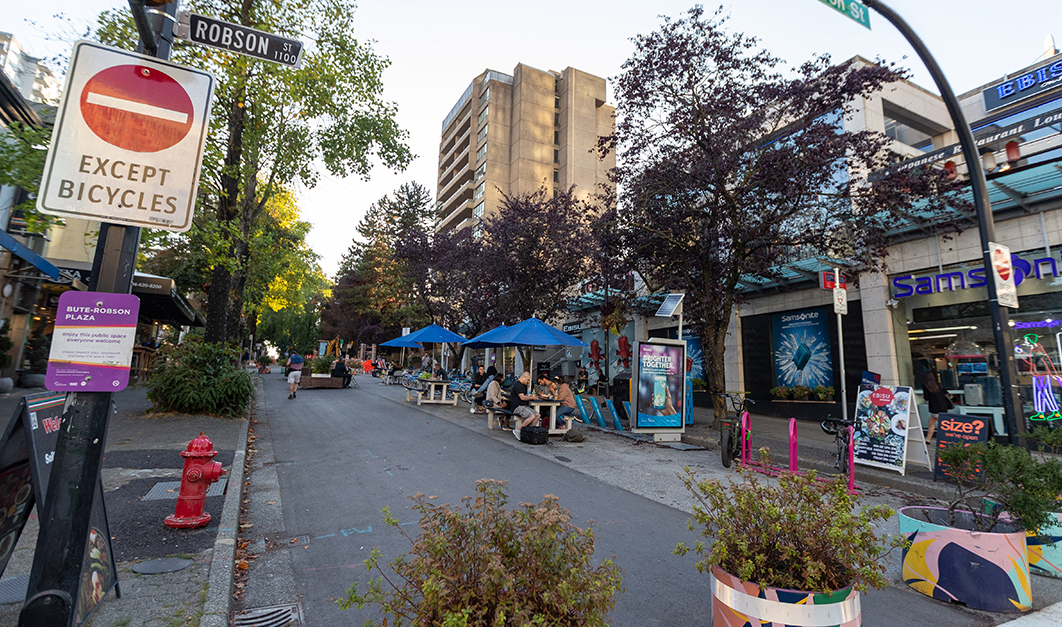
985,498,1062,580
710,566,860,627
899,506,1031,612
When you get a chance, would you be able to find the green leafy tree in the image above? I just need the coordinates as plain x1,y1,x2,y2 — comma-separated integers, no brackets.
94,0,412,344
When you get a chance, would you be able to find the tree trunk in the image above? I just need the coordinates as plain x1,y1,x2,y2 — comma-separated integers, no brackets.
204,264,232,343
701,321,730,429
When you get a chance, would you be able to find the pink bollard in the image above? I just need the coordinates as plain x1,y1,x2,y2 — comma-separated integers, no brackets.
740,412,750,466
789,418,798,473
847,425,856,494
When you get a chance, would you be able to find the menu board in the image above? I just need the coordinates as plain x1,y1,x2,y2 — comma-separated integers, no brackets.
933,412,990,480
853,385,913,474
0,392,118,624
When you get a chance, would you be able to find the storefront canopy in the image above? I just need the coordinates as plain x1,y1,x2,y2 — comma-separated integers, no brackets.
0,231,60,280
53,264,203,327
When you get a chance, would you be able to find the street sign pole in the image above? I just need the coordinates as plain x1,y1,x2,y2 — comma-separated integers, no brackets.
19,3,180,625
859,0,1024,443
834,268,848,422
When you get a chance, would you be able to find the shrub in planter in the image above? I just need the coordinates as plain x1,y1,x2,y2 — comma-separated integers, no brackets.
813,386,835,401
769,386,790,400
899,441,1062,611
255,354,273,367
691,377,707,391
310,355,337,374
339,479,623,626
791,385,810,401
1013,426,1062,579
147,337,254,418
677,465,900,625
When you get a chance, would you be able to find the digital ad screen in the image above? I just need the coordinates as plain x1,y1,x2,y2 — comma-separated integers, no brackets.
635,341,685,428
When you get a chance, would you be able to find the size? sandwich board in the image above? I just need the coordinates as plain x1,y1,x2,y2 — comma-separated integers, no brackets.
37,40,215,232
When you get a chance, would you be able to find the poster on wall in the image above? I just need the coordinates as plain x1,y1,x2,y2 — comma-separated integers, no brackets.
853,385,913,474
632,339,686,429
772,308,833,388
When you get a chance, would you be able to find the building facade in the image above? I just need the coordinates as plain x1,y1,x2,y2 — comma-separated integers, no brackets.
716,52,1062,434
435,64,615,235
0,33,60,105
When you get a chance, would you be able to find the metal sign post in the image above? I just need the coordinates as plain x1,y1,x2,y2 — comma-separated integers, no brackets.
20,2,183,625
834,268,848,422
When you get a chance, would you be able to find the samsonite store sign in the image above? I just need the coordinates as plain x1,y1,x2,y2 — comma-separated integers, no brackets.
891,249,1062,300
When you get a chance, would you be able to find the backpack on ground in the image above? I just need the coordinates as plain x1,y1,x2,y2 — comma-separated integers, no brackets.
519,426,549,445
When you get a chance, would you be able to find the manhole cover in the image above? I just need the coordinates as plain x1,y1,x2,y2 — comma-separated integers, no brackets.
143,479,227,500
0,574,29,604
132,558,192,574
232,602,302,626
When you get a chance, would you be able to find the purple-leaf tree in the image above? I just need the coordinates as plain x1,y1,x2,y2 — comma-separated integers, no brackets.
604,6,968,410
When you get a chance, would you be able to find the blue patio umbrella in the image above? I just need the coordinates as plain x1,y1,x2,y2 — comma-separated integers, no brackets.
461,324,508,349
466,318,587,376
402,324,468,370
379,336,423,348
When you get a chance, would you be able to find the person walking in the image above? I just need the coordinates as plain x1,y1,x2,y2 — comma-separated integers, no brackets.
286,349,304,399
919,359,952,440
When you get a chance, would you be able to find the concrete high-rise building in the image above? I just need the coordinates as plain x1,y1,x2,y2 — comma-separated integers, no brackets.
435,64,615,235
0,33,60,104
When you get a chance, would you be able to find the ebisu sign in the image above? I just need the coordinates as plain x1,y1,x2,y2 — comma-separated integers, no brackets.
982,57,1062,112
37,41,214,232
892,251,1061,298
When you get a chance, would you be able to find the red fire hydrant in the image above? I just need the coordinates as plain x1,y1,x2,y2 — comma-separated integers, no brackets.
165,433,226,529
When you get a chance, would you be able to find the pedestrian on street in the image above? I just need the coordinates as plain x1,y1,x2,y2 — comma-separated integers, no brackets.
511,371,541,440
919,359,952,440
286,349,304,399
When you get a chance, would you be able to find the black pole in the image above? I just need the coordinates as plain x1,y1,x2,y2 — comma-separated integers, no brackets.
19,3,181,625
862,0,1024,442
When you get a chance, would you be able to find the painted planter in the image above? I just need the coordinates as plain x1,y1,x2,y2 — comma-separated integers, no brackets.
984,498,1062,580
710,566,860,627
899,506,1031,612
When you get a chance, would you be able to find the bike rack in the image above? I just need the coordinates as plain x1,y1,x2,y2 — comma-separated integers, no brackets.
738,413,859,494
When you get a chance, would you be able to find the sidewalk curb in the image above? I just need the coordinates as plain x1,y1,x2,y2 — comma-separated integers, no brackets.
199,409,251,627
998,602,1062,626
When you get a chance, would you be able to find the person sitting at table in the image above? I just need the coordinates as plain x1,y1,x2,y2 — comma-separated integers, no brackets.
510,371,541,440
470,366,489,413
552,376,577,423
332,359,352,388
535,372,555,397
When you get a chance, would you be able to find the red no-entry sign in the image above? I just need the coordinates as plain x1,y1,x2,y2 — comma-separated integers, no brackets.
80,65,195,153
38,41,214,232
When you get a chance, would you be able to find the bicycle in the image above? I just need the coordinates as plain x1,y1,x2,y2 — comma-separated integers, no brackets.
820,414,859,479
719,392,754,468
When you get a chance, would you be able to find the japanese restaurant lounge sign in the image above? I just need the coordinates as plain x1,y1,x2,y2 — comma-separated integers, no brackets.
46,291,140,392
853,385,913,474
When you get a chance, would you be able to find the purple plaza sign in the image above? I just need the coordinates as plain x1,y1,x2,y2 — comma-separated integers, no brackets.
46,291,140,392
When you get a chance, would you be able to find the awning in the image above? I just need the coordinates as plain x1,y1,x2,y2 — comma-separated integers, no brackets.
52,263,203,327
0,231,61,280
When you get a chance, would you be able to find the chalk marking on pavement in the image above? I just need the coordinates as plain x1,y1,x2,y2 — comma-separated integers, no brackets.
340,526,372,536
364,449,379,458
398,521,416,527
313,534,336,539
386,470,393,476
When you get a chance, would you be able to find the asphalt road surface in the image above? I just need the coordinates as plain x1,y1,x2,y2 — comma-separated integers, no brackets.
237,374,1051,626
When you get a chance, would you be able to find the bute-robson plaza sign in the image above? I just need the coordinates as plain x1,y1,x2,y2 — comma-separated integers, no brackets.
37,40,214,233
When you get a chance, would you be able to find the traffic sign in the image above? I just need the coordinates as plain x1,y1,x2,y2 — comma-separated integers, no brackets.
177,12,304,68
820,270,847,290
989,242,1019,308
815,0,871,30
834,287,849,315
37,41,214,233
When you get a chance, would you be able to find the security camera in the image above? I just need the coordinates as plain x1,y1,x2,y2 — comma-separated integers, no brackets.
886,299,900,309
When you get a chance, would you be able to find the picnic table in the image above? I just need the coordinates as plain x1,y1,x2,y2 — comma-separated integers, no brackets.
529,399,573,434
418,378,458,407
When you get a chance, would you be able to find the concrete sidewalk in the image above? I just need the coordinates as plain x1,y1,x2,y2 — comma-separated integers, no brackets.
0,384,250,627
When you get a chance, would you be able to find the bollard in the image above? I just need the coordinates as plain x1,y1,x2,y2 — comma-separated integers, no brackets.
847,425,857,494
164,433,226,529
788,418,798,473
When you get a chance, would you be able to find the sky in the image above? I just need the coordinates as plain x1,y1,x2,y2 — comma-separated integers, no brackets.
6,1,1062,277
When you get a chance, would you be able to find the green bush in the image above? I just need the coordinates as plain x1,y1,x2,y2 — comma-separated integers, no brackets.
676,465,902,593
25,324,50,374
936,441,1062,534
310,355,336,374
339,479,623,626
147,337,254,417
255,354,274,367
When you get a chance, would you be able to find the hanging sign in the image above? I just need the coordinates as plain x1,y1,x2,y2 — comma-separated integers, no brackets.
46,291,141,392
989,242,1019,308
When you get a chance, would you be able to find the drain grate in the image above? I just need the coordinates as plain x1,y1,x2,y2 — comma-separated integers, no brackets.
232,602,302,626
143,478,227,500
264,533,310,551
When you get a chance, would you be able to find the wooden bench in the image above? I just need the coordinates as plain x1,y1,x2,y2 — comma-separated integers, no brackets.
484,401,513,430
403,378,427,402
300,375,345,389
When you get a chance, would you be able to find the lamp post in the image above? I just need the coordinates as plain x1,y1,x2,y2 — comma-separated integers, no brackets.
861,0,1024,442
